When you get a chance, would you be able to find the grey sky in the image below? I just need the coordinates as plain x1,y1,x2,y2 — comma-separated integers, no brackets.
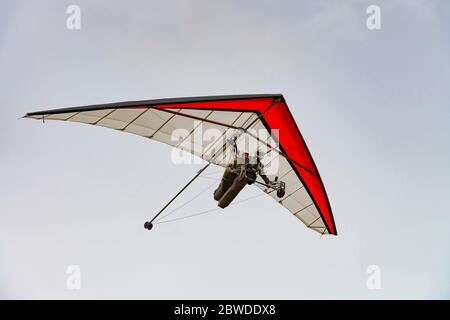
1,0,449,299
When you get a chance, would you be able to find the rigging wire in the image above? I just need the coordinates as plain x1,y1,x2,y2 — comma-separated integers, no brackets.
198,170,223,177
198,175,221,181
154,192,266,225
154,180,217,222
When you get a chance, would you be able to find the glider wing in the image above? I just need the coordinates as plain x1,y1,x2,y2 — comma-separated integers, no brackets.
25,94,337,235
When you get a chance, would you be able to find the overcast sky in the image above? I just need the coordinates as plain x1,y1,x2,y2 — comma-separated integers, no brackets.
1,0,449,299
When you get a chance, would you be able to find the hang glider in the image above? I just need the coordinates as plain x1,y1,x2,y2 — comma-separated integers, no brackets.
25,94,337,235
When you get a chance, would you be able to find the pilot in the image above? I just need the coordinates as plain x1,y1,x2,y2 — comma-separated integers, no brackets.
213,138,274,208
